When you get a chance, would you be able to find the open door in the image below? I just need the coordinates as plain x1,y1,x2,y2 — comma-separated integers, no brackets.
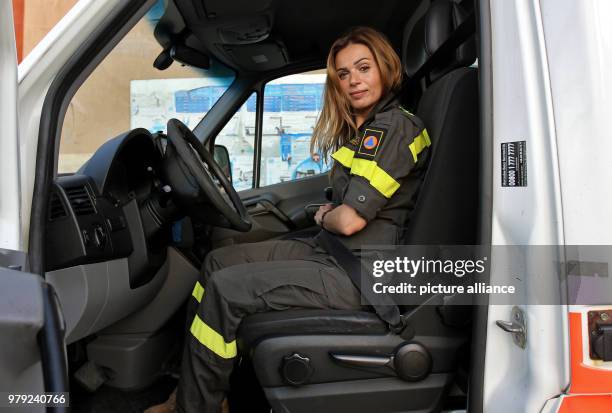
0,3,69,411
0,268,69,412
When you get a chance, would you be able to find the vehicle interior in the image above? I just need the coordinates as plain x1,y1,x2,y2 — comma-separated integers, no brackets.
36,0,486,411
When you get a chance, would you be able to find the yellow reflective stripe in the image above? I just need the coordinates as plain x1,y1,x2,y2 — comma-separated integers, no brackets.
331,146,355,168
192,281,205,303
408,129,431,163
331,129,430,198
190,314,237,359
350,158,400,198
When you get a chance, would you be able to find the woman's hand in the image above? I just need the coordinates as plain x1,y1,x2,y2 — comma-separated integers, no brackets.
314,203,335,226
316,204,367,236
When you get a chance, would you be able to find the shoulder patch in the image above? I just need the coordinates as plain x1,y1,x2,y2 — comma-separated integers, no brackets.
357,128,386,157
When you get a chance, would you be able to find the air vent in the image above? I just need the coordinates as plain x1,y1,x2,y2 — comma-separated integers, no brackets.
65,185,96,216
48,191,67,221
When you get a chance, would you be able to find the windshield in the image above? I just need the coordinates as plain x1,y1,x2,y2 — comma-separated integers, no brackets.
58,0,235,173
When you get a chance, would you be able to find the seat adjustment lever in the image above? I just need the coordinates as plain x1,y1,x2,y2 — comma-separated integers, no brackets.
330,354,394,370
330,342,431,382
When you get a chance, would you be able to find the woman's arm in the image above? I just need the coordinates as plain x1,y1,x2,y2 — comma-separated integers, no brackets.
314,204,366,236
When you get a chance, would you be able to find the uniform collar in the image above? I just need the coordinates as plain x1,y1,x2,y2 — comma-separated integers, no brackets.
358,92,399,130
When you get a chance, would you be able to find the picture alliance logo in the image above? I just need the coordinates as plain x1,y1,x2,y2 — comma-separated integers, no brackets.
372,281,515,295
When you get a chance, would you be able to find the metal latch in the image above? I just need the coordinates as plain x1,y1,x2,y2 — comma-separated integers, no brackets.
496,306,527,349
588,310,612,361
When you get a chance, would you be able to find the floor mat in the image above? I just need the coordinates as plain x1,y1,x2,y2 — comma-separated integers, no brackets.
70,376,178,413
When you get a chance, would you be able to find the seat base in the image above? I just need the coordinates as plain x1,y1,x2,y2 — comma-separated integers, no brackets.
265,375,453,413
237,309,388,351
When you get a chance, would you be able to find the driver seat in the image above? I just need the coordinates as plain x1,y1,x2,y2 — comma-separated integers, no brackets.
235,1,479,412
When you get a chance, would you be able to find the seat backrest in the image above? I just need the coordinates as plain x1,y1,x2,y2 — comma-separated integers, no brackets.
401,0,479,245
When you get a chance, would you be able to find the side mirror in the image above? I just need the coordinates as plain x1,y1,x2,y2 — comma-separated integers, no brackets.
214,145,232,183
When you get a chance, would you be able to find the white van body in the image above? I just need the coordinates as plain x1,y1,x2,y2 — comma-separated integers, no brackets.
1,0,611,412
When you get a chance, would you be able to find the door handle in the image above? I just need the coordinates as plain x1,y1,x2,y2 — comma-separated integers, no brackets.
246,198,295,229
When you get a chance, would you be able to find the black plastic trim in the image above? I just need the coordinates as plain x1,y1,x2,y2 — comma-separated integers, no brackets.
253,83,264,188
37,283,69,413
469,1,491,413
264,375,452,413
249,90,261,190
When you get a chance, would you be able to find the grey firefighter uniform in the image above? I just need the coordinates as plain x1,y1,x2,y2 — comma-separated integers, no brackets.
176,93,431,413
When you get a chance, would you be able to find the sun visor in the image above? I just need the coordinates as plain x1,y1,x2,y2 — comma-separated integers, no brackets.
217,15,272,45
196,0,274,19
218,41,288,71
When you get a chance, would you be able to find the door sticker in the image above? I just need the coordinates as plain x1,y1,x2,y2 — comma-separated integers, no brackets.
501,141,527,187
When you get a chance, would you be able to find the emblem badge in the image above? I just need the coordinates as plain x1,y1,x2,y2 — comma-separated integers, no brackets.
357,128,385,157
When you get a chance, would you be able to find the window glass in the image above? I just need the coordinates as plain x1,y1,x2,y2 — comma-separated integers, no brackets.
215,93,256,191
260,70,330,187
58,0,235,173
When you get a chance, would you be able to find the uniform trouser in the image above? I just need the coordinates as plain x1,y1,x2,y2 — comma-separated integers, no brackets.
176,238,364,413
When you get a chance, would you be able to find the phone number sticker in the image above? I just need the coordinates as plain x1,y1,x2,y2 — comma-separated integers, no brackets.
1,392,70,407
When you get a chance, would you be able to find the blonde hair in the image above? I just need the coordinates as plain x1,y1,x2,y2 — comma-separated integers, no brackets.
311,27,403,160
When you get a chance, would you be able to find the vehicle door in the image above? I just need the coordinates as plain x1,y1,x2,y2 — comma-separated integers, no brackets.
483,0,573,411
0,2,68,410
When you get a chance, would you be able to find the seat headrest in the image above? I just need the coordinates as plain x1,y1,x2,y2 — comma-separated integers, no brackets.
403,0,476,81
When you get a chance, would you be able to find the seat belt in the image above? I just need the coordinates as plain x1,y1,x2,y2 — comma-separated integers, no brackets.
410,12,476,83
403,10,476,110
317,230,408,334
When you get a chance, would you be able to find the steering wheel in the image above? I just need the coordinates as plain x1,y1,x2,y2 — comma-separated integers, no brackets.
166,118,252,232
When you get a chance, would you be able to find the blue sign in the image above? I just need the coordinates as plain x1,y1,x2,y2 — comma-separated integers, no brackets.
175,88,210,113
179,83,325,114
264,95,282,112
282,94,317,111
175,85,234,113
246,83,325,112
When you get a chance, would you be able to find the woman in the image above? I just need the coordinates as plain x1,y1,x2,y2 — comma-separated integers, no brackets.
147,26,431,413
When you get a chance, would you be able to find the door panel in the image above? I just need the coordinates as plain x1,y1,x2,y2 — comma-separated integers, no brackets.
0,0,22,250
0,267,69,412
212,173,329,245
1,4,68,405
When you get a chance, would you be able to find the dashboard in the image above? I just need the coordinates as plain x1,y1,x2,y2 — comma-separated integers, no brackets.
46,129,173,288
44,129,203,345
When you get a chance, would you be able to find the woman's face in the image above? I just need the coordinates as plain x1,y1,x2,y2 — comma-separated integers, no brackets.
334,43,383,117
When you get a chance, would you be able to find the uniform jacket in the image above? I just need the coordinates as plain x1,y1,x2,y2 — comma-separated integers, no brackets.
325,93,431,249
